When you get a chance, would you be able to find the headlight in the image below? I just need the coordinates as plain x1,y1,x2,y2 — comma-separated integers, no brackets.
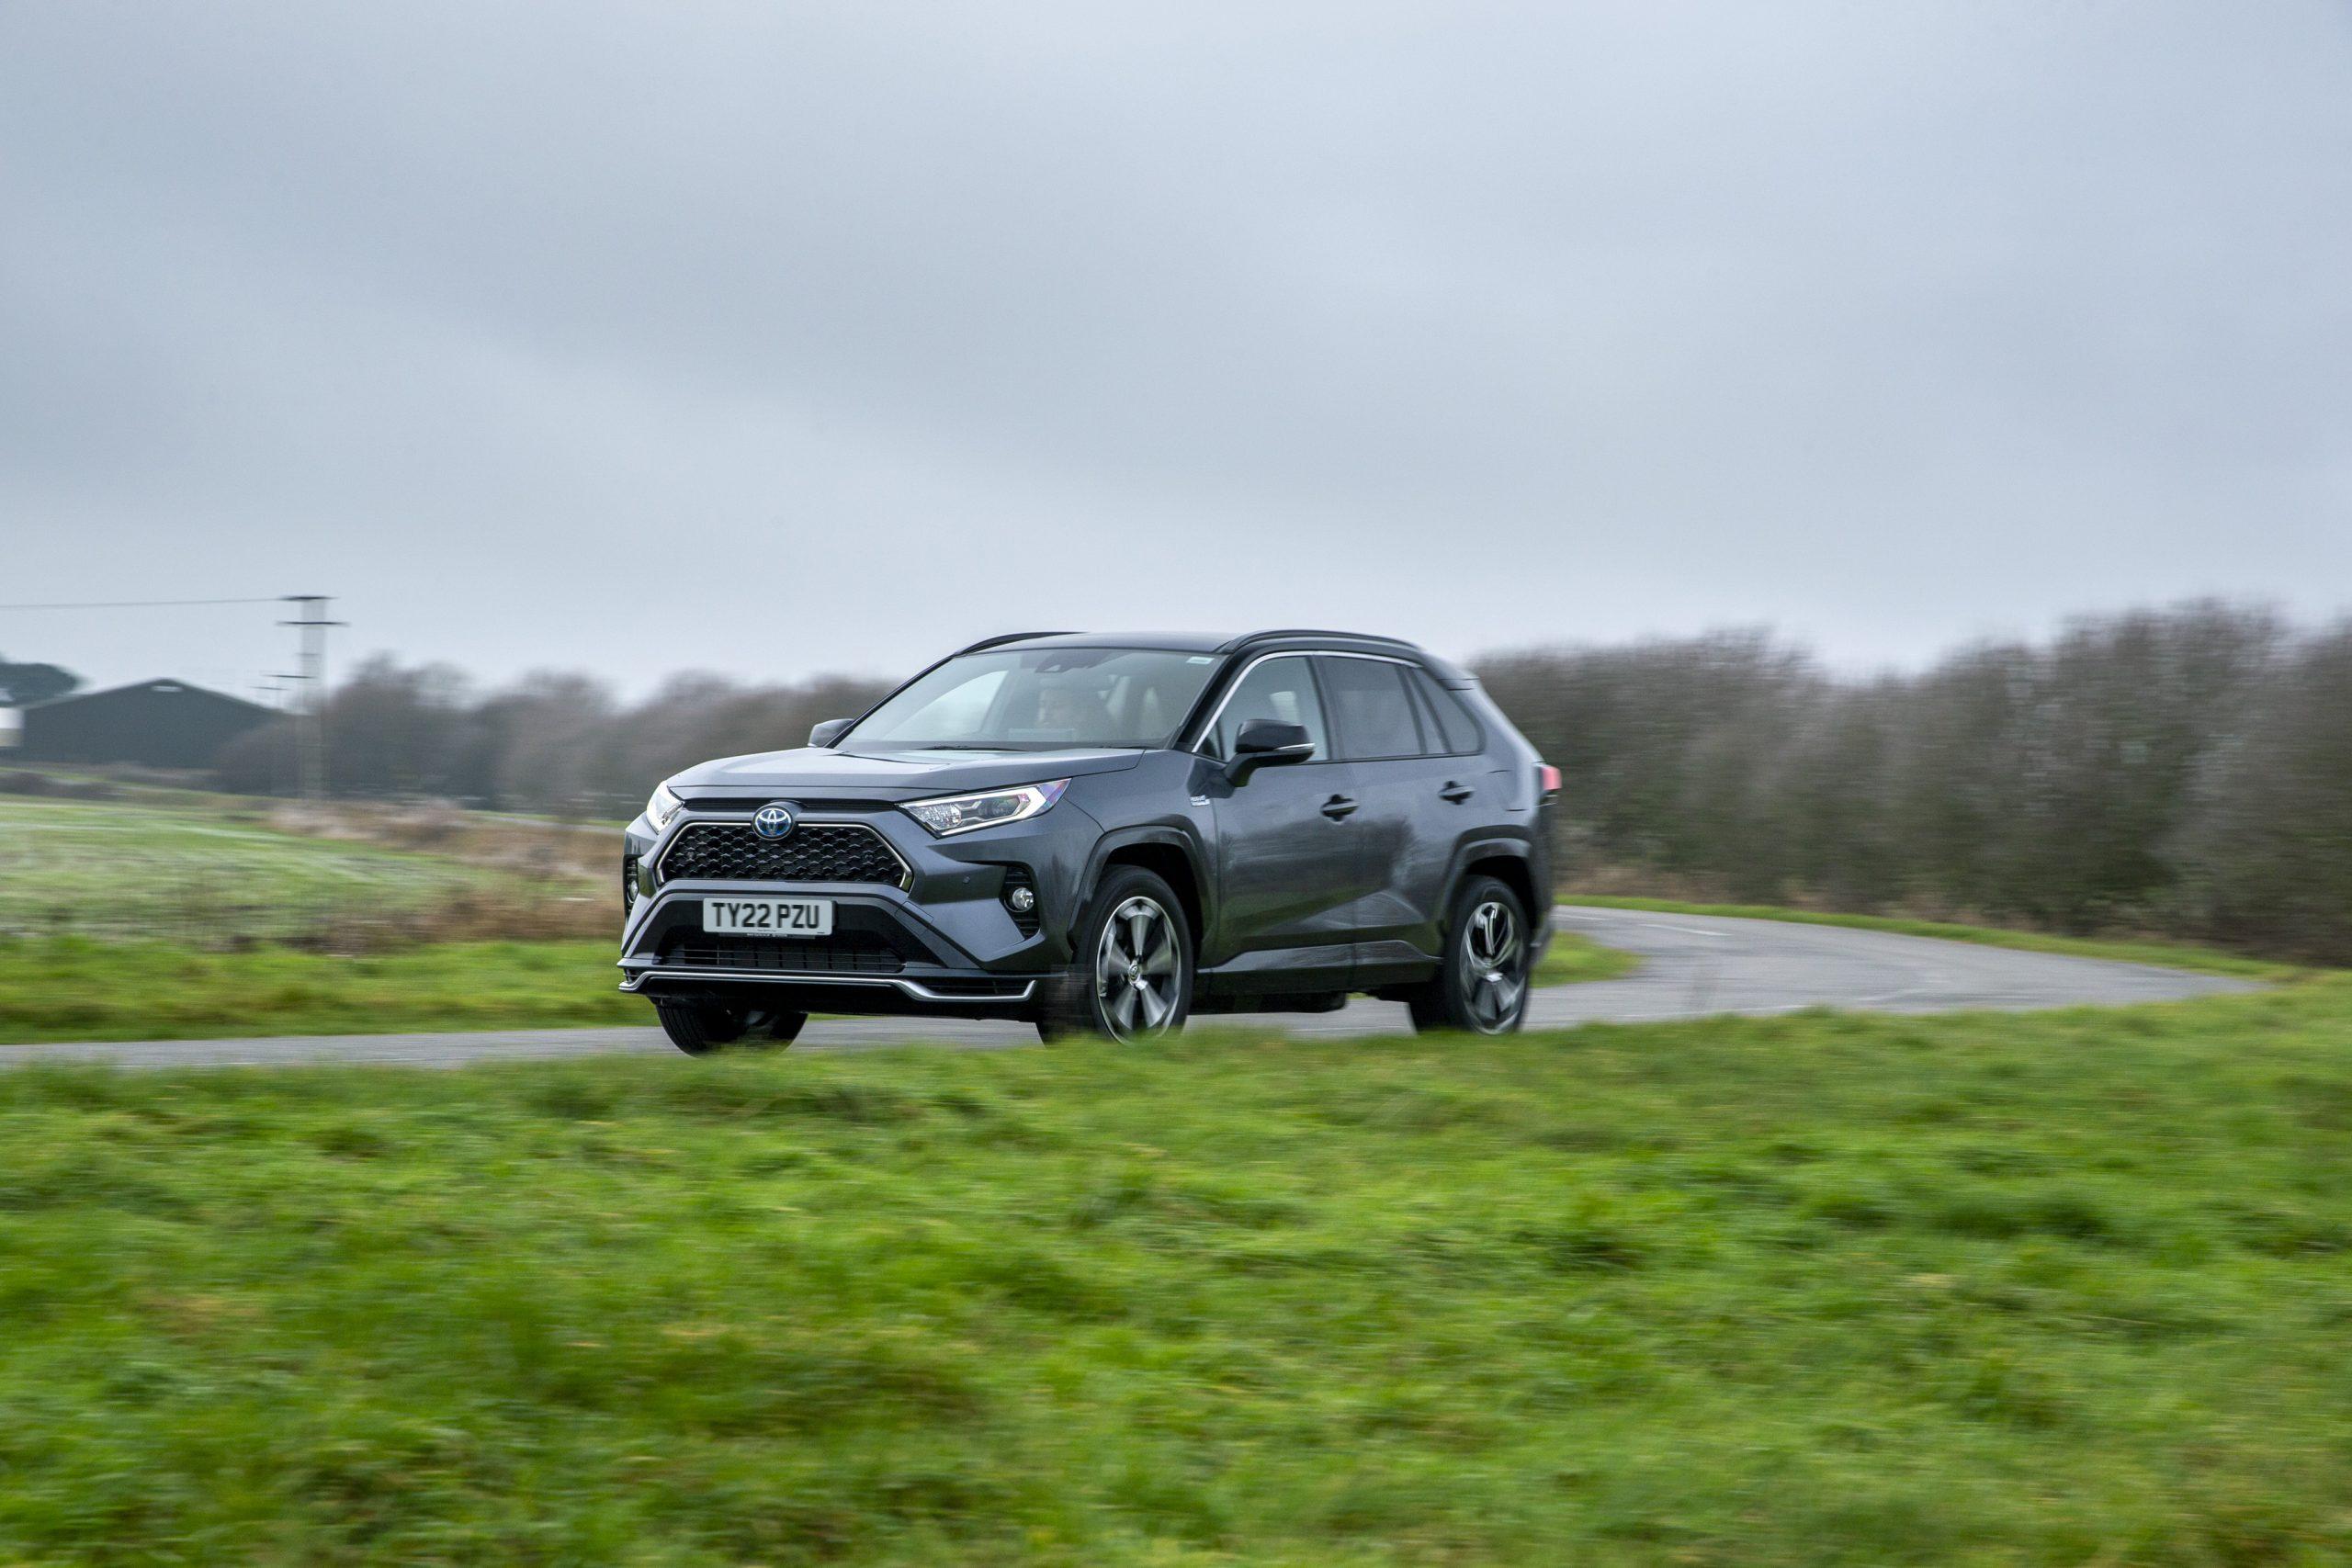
902,779,1069,837
645,781,685,831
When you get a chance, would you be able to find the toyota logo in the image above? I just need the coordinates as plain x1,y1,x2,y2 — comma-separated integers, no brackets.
752,803,797,840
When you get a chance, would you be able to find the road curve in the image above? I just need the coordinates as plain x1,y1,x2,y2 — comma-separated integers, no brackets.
4,906,2256,1071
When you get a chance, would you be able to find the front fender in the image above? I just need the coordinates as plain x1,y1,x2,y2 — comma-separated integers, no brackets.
1077,821,1216,951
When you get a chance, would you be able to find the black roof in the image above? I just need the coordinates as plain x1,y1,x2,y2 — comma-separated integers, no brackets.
958,628,1423,657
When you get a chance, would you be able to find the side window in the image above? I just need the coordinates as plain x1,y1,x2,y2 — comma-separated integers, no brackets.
1204,656,1329,761
1408,667,1483,755
1317,658,1426,761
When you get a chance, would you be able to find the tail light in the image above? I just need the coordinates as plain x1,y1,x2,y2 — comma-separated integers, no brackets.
1537,763,1561,801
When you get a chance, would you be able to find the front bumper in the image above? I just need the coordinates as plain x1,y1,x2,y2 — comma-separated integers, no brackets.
617,798,1095,1017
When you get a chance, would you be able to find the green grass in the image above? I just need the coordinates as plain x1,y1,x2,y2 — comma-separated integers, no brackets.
0,939,644,1043
0,931,1630,1046
0,796,517,945
1560,894,2301,981
1534,926,1639,986
5,982,2351,1563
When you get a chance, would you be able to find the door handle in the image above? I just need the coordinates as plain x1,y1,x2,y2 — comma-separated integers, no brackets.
1439,781,1475,803
1320,795,1358,820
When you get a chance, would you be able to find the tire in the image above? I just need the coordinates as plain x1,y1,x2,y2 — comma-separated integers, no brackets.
1035,867,1193,1043
1407,875,1532,1035
752,1008,808,1047
655,999,807,1055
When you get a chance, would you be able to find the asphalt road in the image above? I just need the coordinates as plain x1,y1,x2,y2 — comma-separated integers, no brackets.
3,906,2257,1072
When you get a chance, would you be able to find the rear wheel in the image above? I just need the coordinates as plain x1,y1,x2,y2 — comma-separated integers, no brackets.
655,999,806,1055
1037,867,1193,1043
1408,876,1531,1035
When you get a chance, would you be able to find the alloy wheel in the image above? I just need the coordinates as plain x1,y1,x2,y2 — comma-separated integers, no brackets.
1094,895,1181,1041
1459,898,1526,1033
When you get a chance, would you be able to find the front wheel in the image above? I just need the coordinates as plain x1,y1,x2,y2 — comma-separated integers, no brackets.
655,999,806,1055
1036,867,1193,1043
1408,876,1532,1035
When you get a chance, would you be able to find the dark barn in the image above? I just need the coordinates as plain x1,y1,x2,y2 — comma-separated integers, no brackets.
18,679,275,771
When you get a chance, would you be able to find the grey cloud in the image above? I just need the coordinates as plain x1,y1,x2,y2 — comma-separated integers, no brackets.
3,1,2348,694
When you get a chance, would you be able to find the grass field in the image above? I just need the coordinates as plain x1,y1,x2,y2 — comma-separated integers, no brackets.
0,792,633,1043
0,795,605,950
1559,894,2301,981
4,981,2349,1563
0,938,648,1043
1532,924,1639,987
0,929,1632,1045
0,796,506,942
0,790,1634,1043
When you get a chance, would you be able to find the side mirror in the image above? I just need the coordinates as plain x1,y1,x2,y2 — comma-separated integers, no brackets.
808,717,853,748
1227,718,1315,782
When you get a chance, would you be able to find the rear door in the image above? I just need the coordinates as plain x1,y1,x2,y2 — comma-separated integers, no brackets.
1315,655,1462,979
1200,655,1358,984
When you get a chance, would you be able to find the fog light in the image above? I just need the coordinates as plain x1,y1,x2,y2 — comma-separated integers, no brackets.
1001,866,1044,937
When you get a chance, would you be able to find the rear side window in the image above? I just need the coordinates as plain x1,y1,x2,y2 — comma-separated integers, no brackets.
1407,667,1484,755
1317,658,1426,761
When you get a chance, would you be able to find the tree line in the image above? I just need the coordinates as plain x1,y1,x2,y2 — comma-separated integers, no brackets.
216,603,2351,962
214,660,891,823
0,656,80,707
1480,603,2352,964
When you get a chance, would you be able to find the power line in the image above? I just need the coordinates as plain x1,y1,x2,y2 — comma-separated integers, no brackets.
0,596,287,611
5,591,346,799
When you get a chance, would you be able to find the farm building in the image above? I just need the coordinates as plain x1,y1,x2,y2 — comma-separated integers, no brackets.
17,678,275,771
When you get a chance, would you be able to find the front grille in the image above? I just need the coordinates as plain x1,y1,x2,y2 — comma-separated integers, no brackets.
657,821,910,887
658,931,905,976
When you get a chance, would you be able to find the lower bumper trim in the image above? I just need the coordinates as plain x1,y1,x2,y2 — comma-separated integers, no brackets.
618,967,1036,1005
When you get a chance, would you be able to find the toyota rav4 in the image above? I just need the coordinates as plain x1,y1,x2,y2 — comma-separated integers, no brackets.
619,629,1557,1052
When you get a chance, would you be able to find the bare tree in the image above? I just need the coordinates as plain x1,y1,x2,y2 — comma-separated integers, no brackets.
1476,601,2339,959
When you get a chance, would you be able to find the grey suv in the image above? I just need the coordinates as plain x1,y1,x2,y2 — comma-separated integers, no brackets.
619,630,1557,1052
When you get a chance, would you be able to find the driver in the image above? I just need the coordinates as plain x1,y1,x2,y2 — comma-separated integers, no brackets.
1035,685,1088,732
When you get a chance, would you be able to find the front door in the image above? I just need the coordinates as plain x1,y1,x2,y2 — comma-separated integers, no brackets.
1201,654,1357,984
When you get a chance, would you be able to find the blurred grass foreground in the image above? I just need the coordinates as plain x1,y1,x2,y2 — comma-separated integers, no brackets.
5,980,2351,1563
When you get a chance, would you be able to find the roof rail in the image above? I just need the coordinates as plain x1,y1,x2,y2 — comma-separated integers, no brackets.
956,630,1075,655
1216,628,1419,654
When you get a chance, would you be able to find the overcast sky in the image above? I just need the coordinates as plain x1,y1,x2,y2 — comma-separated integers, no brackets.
4,2,2348,700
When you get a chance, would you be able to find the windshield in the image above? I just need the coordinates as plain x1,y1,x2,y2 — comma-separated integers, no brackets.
844,648,1225,751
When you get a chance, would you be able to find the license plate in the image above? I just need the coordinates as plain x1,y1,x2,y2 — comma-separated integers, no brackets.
701,897,834,936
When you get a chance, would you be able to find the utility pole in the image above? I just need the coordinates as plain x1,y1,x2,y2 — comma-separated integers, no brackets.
252,680,288,798
267,673,306,798
277,596,346,800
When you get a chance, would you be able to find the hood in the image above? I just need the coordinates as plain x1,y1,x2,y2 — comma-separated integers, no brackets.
667,743,1145,803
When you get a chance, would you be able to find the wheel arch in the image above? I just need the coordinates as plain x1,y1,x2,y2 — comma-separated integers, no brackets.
1083,827,1208,952
1446,836,1545,949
